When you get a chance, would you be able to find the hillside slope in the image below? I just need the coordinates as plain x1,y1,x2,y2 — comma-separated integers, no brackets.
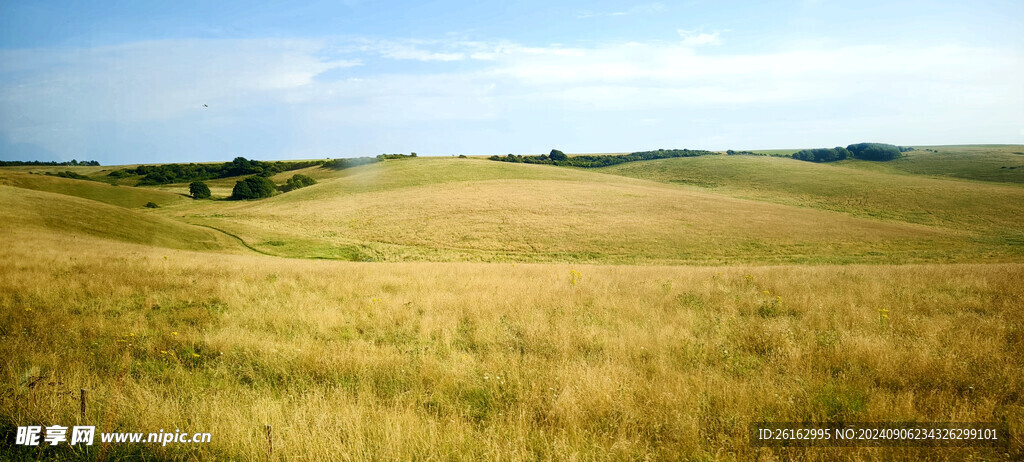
599,155,1024,236
0,185,238,251
170,157,979,264
0,170,189,208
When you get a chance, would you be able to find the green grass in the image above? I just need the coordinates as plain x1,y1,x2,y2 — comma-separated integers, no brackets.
842,145,1024,184
162,157,993,265
0,170,189,208
0,185,238,251
599,153,1024,237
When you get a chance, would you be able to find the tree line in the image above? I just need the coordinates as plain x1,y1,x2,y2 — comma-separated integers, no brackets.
188,173,319,200
107,157,325,185
0,159,100,166
488,148,716,168
792,143,914,163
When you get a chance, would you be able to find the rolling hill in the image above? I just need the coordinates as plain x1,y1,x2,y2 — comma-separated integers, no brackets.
0,184,237,251
164,157,975,264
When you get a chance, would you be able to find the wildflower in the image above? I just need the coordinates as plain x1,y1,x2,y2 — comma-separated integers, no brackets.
172,332,178,336
763,290,770,295
160,350,167,355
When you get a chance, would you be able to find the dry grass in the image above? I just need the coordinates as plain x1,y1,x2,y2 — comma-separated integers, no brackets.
2,230,1021,460
160,158,995,265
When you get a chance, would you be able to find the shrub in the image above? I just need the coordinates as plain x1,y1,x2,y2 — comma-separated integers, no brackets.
846,143,903,161
792,147,849,163
549,149,568,161
322,157,380,170
189,181,211,199
45,170,93,181
231,176,278,200
144,202,159,208
279,174,317,192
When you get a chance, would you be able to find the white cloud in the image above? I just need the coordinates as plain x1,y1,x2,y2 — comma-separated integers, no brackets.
2,34,1022,161
677,30,722,47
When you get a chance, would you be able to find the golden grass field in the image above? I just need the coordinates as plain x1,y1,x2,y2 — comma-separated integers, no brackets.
1,145,1022,460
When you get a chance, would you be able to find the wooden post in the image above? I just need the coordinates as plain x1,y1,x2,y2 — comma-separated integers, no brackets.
265,424,273,458
80,389,87,423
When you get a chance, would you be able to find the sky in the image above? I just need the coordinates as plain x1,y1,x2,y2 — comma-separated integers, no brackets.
1,0,1022,164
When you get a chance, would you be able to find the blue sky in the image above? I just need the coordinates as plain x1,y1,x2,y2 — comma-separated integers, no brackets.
1,0,1022,164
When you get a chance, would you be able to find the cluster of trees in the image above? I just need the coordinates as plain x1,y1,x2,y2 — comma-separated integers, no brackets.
847,143,907,161
108,157,324,185
489,148,715,168
792,147,851,163
279,174,316,192
725,150,790,158
321,156,380,170
378,153,417,159
230,176,278,200
190,173,317,200
791,143,912,163
0,159,100,166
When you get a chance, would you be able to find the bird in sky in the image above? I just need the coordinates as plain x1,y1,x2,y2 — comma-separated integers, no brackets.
203,104,208,107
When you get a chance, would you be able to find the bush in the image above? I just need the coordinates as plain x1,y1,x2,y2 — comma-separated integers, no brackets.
549,149,568,161
231,176,278,200
792,147,849,163
189,181,211,199
322,157,380,170
45,170,93,181
144,202,159,208
279,174,317,192
846,143,903,161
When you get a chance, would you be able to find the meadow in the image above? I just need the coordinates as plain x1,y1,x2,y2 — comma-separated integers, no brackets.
1,145,1022,460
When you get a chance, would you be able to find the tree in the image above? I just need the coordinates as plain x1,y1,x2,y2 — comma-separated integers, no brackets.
231,176,278,200
846,143,902,161
791,147,849,163
549,149,568,161
279,174,317,192
189,181,211,199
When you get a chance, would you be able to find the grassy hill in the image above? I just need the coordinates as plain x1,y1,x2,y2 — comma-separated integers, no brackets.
845,144,1024,184
2,145,1023,460
166,157,981,264
0,184,238,251
0,169,189,208
599,153,1024,250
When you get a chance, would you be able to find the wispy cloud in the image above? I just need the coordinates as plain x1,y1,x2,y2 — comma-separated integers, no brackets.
1,33,1022,161
677,29,722,47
